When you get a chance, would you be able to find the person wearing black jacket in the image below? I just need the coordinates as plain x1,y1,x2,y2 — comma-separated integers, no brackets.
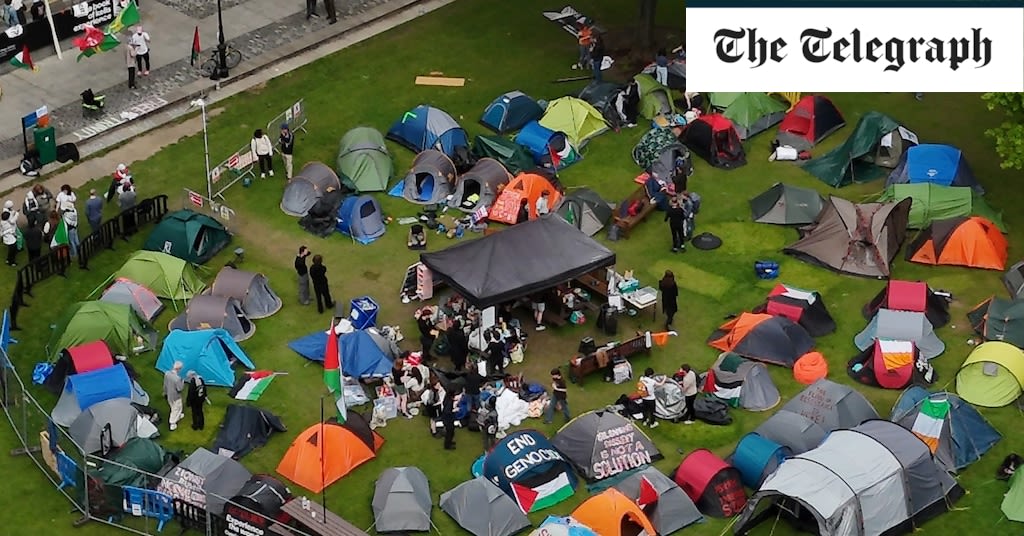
417,310,437,362
294,246,310,306
279,124,296,179
447,320,469,371
463,361,483,410
441,388,457,450
659,270,679,330
186,372,208,430
486,335,506,376
309,254,335,314
23,223,43,262
664,196,687,253
590,34,605,82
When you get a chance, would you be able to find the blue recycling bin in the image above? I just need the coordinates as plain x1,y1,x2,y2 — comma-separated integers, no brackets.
349,296,379,329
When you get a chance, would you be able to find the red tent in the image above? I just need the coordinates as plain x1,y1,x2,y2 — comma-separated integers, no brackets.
681,114,746,169
862,279,950,328
44,340,116,394
673,449,747,517
775,95,845,151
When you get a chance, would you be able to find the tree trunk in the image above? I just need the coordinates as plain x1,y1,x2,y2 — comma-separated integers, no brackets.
637,0,657,50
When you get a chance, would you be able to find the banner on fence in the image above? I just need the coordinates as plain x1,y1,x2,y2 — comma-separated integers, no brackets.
208,143,255,200
183,189,236,223
267,99,308,137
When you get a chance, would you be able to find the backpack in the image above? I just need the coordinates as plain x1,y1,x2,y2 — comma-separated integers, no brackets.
636,379,649,398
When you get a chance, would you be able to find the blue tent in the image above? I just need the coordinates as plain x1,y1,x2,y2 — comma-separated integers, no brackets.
513,121,580,170
482,430,577,513
156,329,255,387
287,330,391,378
387,105,469,158
890,386,1001,471
887,144,983,194
730,432,791,488
336,195,385,244
51,362,147,426
481,91,544,134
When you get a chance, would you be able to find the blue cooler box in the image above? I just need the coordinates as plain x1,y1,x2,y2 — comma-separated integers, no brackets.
349,296,379,329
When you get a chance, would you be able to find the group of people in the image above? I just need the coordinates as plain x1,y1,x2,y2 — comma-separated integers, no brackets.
1,183,92,267
125,26,152,90
162,361,209,431
293,245,334,313
250,124,297,179
572,19,607,82
516,190,552,224
634,365,699,427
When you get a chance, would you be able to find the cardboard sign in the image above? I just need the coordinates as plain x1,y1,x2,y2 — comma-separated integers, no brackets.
187,190,204,208
591,423,655,480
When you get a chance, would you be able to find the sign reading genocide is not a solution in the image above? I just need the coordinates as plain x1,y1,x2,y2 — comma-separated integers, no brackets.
591,424,656,480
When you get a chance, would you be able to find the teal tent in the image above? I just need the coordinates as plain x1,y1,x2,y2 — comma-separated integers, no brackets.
877,183,1005,231
156,329,255,387
143,210,231,264
802,112,906,187
336,127,393,192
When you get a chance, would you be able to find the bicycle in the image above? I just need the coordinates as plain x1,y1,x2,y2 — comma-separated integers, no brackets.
198,44,243,77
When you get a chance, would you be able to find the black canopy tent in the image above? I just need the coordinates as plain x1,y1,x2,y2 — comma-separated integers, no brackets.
420,216,616,308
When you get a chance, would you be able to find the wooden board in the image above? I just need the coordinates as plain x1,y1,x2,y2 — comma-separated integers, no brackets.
415,76,465,87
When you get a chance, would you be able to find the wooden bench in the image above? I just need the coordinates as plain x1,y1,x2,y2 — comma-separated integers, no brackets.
280,499,369,536
575,269,610,298
568,333,652,384
612,186,656,238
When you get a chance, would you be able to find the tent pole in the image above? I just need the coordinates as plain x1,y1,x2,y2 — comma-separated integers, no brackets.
320,395,327,522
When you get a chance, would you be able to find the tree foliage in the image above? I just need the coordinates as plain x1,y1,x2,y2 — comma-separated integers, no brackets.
982,92,1024,170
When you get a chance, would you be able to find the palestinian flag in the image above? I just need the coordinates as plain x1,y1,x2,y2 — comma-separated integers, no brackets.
233,371,275,400
911,397,950,453
106,1,140,35
50,218,69,248
77,33,121,62
9,46,36,71
190,26,201,66
323,320,346,422
511,472,575,513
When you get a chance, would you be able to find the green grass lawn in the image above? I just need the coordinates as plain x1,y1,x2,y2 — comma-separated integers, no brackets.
2,1,1022,535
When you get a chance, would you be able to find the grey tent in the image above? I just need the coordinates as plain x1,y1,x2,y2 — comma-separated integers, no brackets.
281,162,342,217
614,467,704,535
754,379,878,454
52,364,151,427
855,308,945,359
552,410,662,482
372,467,433,533
69,397,158,455
209,266,282,319
749,183,826,225
710,352,781,411
420,216,616,308
578,81,627,128
784,196,912,278
440,478,531,536
449,158,512,212
100,278,165,322
169,295,255,342
1006,260,1024,299
653,376,686,420
365,327,401,359
158,447,253,515
969,297,1024,349
556,188,614,236
403,150,457,205
736,420,962,536
336,127,393,193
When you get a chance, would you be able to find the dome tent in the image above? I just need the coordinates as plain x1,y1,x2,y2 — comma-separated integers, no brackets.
448,158,512,213
43,340,116,394
169,295,255,342
470,135,536,175
632,73,675,120
711,92,787,140
863,279,951,329
372,467,433,534
571,489,657,536
730,433,791,489
556,187,613,237
577,81,627,129
887,143,983,194
613,467,704,535
480,90,544,134
112,251,205,301
706,313,815,368
49,301,156,359
209,266,282,319
280,162,342,217
387,104,469,159
276,413,383,493
514,121,581,171
682,113,746,169
955,341,1024,407
156,329,255,387
143,209,230,264
674,449,747,517
538,97,608,148
336,195,386,244
891,386,1001,472
749,183,825,226
488,173,563,225
753,379,879,454
336,127,392,193
551,410,661,483
855,308,945,359
707,351,781,411
100,278,164,322
482,430,577,513
400,149,457,205
440,477,531,536
775,94,845,151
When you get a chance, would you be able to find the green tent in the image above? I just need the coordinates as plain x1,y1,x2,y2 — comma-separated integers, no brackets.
113,251,205,301
1003,468,1024,522
707,93,743,110
633,74,676,120
143,210,231,264
538,97,608,147
802,111,902,187
470,135,535,175
968,297,1024,349
49,301,155,358
877,183,1006,231
955,341,1024,407
718,93,787,140
90,438,170,508
336,127,393,192
749,183,826,225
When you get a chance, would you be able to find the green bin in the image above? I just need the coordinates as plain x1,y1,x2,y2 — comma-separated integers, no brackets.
33,126,57,165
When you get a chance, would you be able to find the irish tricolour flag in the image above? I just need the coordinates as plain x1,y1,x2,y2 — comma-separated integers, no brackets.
911,397,950,453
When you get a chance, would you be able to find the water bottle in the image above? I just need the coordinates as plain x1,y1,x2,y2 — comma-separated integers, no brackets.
301,496,310,510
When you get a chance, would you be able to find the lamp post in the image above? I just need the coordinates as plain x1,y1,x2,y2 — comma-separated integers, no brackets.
191,98,213,201
211,0,229,80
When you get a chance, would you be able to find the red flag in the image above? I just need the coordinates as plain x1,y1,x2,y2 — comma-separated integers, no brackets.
547,144,561,169
637,476,659,507
190,26,201,66
73,25,106,51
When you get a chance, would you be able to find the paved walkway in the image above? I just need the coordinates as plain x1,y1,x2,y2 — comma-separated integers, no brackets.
0,0,397,168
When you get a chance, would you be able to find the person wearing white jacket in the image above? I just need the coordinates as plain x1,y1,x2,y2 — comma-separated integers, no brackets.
251,129,274,178
1,202,20,266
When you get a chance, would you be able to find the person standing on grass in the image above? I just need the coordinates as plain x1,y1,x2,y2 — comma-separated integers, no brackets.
279,123,295,179
573,19,593,69
447,320,468,371
590,33,605,83
55,185,77,212
417,309,437,362
85,189,102,233
126,43,137,89
23,188,41,228
1,209,18,267
659,270,678,330
251,129,274,178
186,371,207,430
23,222,42,262
118,183,137,238
31,184,54,223
531,291,547,331
61,203,80,259
543,368,570,424
294,245,311,305
638,368,662,428
665,196,687,253
486,333,505,376
309,254,335,314
442,385,457,450
679,364,698,424
163,361,184,431
479,397,498,452
129,26,151,76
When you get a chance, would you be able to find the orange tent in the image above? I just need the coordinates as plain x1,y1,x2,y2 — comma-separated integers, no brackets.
706,312,815,368
571,488,657,536
907,216,1007,270
488,173,562,224
276,416,383,493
